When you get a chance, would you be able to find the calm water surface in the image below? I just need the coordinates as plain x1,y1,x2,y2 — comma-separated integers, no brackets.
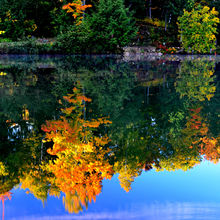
0,55,219,220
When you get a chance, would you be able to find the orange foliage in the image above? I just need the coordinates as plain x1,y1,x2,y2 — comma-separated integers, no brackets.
188,106,220,163
200,137,219,163
42,86,113,213
42,87,111,155
62,0,92,25
0,192,12,202
189,107,202,129
49,151,113,213
0,192,12,220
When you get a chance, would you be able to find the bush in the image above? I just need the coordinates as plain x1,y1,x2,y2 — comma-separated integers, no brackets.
139,17,165,28
56,0,137,54
0,10,38,40
0,38,11,43
0,39,58,54
178,5,220,54
149,26,179,46
87,0,137,53
55,23,92,54
50,7,74,36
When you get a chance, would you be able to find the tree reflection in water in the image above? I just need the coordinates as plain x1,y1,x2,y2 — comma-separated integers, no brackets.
0,192,12,220
41,85,113,213
0,57,219,214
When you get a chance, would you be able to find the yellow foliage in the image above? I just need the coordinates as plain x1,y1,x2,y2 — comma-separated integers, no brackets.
139,17,165,28
41,85,113,212
0,162,9,176
0,72,7,76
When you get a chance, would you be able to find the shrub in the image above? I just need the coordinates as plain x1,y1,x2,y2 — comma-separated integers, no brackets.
178,5,220,54
139,17,165,28
0,39,58,54
0,10,38,40
56,0,137,54
55,22,92,54
149,27,179,46
50,7,76,36
0,38,11,43
157,44,177,54
86,0,137,53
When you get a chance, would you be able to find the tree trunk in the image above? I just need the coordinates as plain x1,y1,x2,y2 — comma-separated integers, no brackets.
82,0,86,18
149,0,152,19
165,10,167,31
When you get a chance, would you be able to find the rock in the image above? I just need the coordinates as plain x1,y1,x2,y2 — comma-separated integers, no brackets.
123,46,158,54
146,46,156,52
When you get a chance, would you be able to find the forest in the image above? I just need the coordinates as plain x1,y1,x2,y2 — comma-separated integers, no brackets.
0,0,220,54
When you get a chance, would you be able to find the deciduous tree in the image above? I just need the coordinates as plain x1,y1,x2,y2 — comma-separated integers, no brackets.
178,5,220,53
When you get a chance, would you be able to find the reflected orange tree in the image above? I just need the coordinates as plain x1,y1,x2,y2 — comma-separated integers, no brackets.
187,107,220,163
117,58,219,180
41,85,113,213
0,58,219,203
0,192,12,220
173,58,220,165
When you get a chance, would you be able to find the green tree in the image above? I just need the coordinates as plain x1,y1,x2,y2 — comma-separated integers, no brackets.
178,4,220,53
86,0,137,52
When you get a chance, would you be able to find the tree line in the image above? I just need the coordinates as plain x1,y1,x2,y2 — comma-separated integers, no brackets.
0,0,220,53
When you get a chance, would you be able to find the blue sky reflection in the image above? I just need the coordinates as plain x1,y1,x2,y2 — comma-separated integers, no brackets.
3,161,220,220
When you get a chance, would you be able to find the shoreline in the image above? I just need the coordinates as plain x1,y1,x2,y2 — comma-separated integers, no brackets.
0,43,219,62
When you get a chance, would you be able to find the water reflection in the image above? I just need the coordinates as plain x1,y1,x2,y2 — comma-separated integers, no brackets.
0,56,219,216
10,202,220,220
0,192,12,220
41,86,113,213
175,58,216,101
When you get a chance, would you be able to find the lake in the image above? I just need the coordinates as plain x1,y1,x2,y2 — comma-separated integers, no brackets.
0,55,220,220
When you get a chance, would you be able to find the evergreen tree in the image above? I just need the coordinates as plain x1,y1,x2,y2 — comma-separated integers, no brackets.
87,0,137,52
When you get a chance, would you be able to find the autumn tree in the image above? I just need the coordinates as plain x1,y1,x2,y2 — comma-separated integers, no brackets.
42,85,113,213
19,163,52,202
178,4,220,53
187,107,220,163
62,0,92,25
